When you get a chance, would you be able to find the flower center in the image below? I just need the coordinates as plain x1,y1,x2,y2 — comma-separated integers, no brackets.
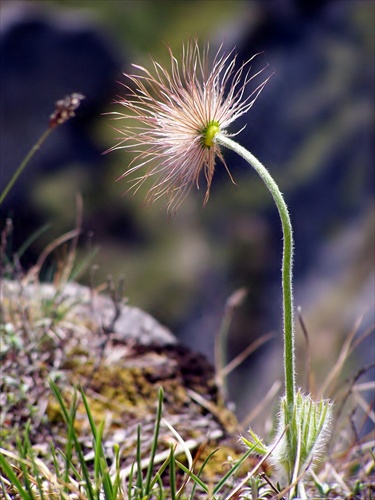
203,122,220,148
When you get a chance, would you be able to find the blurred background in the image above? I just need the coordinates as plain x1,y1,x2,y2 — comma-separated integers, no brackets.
1,0,374,422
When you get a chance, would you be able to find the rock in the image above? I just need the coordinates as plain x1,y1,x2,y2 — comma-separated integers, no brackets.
1,279,241,482
3,279,177,347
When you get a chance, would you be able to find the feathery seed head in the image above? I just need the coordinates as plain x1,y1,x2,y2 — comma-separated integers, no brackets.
110,40,269,212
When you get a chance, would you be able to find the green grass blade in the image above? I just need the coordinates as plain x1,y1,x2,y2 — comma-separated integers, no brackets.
213,446,255,494
57,449,83,482
69,247,99,282
188,448,219,500
49,380,96,500
111,443,122,498
80,386,114,499
49,442,61,482
16,223,51,259
65,390,78,488
32,459,46,500
0,452,31,500
128,462,135,499
175,461,210,495
144,387,164,493
147,451,171,493
24,431,45,500
99,455,114,500
48,381,74,487
157,476,164,500
15,434,35,499
169,445,176,499
136,424,144,496
97,435,114,499
93,422,102,493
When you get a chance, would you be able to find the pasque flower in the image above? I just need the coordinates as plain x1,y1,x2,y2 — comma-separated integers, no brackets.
110,41,269,211
110,41,332,495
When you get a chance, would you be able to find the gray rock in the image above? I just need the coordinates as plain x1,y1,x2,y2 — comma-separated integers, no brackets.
2,279,177,347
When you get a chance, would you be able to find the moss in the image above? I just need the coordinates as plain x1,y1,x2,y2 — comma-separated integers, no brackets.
66,361,189,415
2,279,243,487
46,398,65,425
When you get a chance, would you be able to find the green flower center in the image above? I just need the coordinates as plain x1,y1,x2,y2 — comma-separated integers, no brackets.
202,122,220,148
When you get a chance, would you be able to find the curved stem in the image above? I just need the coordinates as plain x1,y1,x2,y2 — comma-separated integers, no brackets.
216,133,295,406
0,128,52,206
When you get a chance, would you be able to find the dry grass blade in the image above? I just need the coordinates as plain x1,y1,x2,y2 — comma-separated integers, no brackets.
298,306,313,394
57,192,83,285
239,380,282,431
352,387,375,424
179,440,211,498
118,430,223,480
24,228,80,282
226,428,287,499
215,287,248,394
162,417,193,470
220,332,275,379
318,314,370,398
186,387,230,429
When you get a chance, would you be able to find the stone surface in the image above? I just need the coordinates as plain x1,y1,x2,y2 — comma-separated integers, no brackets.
1,279,241,484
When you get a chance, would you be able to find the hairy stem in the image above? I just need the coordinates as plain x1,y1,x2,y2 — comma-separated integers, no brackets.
216,133,295,406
